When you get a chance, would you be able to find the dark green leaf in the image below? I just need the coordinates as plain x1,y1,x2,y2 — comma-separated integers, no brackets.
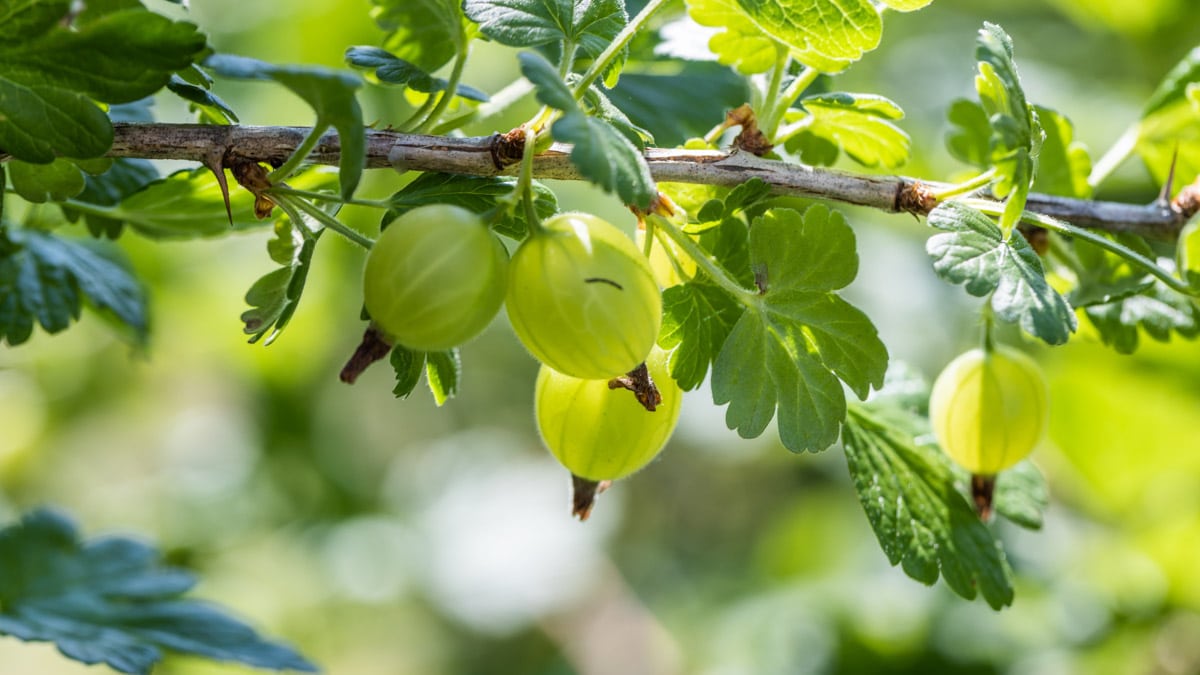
1083,280,1200,354
0,228,147,345
345,47,488,102
843,405,1015,609
608,62,749,146
464,0,627,65
0,508,317,674
659,282,744,391
385,173,558,241
370,0,465,72
64,159,161,239
1032,105,1091,199
390,346,426,399
519,50,577,111
580,84,653,150
425,349,461,406
711,206,887,453
205,54,364,200
0,7,206,162
1067,234,1154,308
927,201,1076,345
784,93,910,169
166,75,239,124
552,113,656,208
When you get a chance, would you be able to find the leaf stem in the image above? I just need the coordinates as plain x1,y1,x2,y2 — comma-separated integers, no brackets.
276,194,375,249
573,0,671,98
1088,122,1139,189
768,63,819,140
650,214,758,306
414,47,468,135
931,168,998,201
962,197,1197,297
758,49,790,139
266,186,391,209
268,123,328,184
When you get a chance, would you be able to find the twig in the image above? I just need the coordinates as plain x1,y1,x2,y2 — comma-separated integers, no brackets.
98,123,1193,241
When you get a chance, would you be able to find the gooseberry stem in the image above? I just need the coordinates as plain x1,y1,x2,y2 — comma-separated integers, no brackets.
276,194,375,249
931,168,998,201
413,47,468,135
650,214,758,306
572,0,671,98
268,124,326,184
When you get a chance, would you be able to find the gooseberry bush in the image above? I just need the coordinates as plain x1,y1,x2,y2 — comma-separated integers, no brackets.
2,0,1200,672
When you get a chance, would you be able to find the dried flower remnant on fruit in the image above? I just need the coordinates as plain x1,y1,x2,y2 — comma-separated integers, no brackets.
571,475,611,520
607,362,662,411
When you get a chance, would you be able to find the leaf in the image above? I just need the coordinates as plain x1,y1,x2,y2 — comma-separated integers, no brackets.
927,201,1077,345
1136,47,1200,195
659,282,745,390
607,62,750,146
63,158,161,239
390,346,426,399
0,6,206,162
552,113,657,208
7,159,86,203
784,92,910,169
105,168,338,240
518,50,577,110
463,0,627,64
686,0,781,74
0,227,147,346
945,98,991,169
991,460,1048,530
1067,234,1154,308
425,349,461,406
0,508,317,674
580,84,654,150
1032,105,1091,199
384,173,558,241
370,0,466,73
205,54,365,200
711,206,887,453
166,75,240,124
843,405,1015,609
728,0,882,74
240,208,326,345
345,47,489,102
1083,280,1200,354
877,0,934,9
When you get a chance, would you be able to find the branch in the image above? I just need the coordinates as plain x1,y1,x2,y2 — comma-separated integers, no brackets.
102,123,1192,240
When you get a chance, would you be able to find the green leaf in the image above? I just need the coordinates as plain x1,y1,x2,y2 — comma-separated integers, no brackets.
103,167,338,240
345,47,489,102
608,62,750,146
0,7,206,162
686,0,781,74
843,405,1015,609
1083,280,1200,354
945,98,991,169
385,172,558,241
926,201,1076,345
991,460,1048,530
166,75,240,124
1137,47,1200,195
240,207,326,345
1032,105,1091,199
1178,220,1200,290
731,0,882,74
205,54,365,200
7,158,86,203
659,282,745,391
580,84,654,150
370,0,466,73
0,508,318,674
518,50,577,110
784,92,910,169
390,346,426,399
877,0,934,9
0,227,147,346
63,159,161,239
463,0,627,65
425,349,461,406
711,206,887,453
1067,234,1154,308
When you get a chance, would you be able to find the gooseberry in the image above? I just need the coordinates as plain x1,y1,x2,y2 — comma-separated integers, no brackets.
507,213,662,379
363,204,508,351
535,347,682,481
928,345,1048,475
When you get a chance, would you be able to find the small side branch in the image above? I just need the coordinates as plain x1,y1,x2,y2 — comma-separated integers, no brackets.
100,123,1192,240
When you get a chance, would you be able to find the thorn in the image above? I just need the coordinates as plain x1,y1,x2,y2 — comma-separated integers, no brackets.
1156,144,1180,208
203,148,234,226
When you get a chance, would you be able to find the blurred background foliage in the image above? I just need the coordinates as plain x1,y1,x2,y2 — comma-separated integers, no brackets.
2,0,1200,673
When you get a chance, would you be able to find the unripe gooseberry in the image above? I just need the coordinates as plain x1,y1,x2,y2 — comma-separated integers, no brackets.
535,347,682,481
635,227,697,289
507,213,662,379
928,345,1048,475
363,204,508,351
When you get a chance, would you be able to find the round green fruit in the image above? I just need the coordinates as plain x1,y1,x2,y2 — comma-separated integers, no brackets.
535,347,682,481
507,213,662,379
929,345,1048,475
363,204,508,351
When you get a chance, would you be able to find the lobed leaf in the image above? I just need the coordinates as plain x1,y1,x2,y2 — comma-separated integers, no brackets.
785,93,910,169
1032,105,1091,199
927,202,1076,345
0,509,317,674
463,0,627,65
659,282,745,391
425,349,462,406
1083,280,1200,354
390,347,426,399
241,203,328,346
686,0,780,74
370,0,466,73
608,62,749,146
1136,47,1200,196
345,47,489,102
